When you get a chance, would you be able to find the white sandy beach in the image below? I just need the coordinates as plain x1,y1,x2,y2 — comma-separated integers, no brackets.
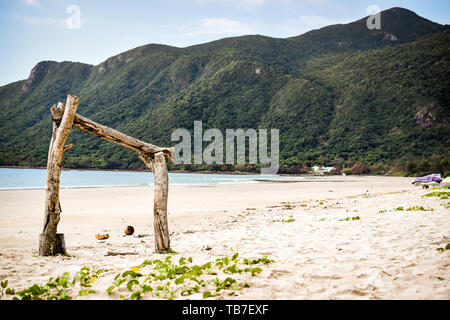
0,176,448,300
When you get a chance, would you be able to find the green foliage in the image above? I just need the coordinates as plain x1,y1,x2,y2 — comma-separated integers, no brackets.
242,256,275,265
383,204,435,213
436,243,450,252
351,164,369,175
423,190,450,209
423,191,449,199
107,253,274,300
281,215,295,223
2,253,272,300
159,248,178,255
405,206,434,211
403,153,450,177
273,214,296,223
339,216,360,221
0,280,15,297
0,9,448,171
9,266,107,300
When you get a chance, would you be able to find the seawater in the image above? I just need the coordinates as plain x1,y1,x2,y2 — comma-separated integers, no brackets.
0,168,298,190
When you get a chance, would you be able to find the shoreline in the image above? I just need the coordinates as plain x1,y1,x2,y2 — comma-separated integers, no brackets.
0,165,414,178
0,165,265,175
0,172,389,191
0,167,377,191
0,178,360,191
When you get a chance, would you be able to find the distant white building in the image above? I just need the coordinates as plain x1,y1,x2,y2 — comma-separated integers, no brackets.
312,166,335,175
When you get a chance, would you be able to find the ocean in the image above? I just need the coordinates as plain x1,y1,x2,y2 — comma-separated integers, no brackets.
0,167,301,190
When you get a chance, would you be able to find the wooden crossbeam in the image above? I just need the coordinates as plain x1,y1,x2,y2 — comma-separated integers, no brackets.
51,104,174,159
40,95,172,256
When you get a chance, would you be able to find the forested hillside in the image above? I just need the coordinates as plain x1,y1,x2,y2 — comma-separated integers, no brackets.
0,7,449,175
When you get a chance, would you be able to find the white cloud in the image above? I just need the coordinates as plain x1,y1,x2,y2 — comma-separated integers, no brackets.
184,18,255,36
20,4,82,29
21,16,85,30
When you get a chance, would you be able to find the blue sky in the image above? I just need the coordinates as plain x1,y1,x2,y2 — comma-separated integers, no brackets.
0,0,449,86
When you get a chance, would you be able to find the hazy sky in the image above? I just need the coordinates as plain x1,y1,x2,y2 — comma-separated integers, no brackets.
0,0,449,86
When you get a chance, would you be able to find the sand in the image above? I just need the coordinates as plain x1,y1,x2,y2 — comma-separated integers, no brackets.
0,176,448,300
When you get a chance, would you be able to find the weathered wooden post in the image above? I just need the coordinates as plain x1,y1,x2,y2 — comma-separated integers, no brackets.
41,94,173,255
140,153,171,252
40,95,79,256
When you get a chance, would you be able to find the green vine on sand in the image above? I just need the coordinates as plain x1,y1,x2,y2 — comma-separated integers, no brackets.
436,243,450,252
1,252,274,301
4,267,110,300
339,216,360,221
423,191,449,200
106,252,274,300
0,280,15,297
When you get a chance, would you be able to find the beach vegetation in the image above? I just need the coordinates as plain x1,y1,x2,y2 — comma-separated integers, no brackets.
423,191,449,200
339,216,360,221
282,215,296,223
7,267,108,300
0,281,15,297
436,243,450,252
273,214,295,223
107,253,273,300
243,256,275,265
159,248,178,255
1,253,274,301
405,206,434,211
351,164,369,175
391,205,435,212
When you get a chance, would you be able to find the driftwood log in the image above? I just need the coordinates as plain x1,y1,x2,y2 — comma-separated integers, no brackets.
40,96,79,256
41,95,173,255
51,106,174,160
140,153,170,252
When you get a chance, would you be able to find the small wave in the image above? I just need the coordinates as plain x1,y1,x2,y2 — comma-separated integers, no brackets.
0,186,45,190
217,180,259,185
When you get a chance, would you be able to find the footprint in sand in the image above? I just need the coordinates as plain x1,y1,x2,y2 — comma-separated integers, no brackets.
339,288,368,296
270,270,291,278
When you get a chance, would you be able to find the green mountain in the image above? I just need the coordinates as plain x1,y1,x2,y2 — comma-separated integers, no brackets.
0,7,449,173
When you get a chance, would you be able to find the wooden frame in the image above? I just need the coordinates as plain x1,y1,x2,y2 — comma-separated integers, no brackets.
39,95,174,256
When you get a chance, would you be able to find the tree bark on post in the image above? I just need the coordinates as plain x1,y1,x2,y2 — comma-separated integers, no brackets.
139,152,171,252
39,95,79,256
